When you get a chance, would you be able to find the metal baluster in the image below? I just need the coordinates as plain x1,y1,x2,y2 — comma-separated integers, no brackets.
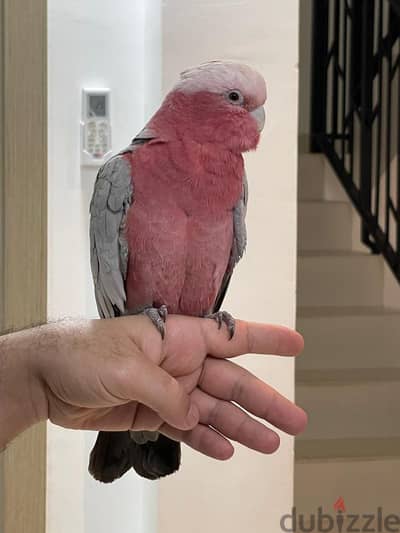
375,0,383,222
311,0,329,151
360,0,376,250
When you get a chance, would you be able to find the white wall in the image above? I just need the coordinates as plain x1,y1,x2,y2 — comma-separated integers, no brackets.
47,1,161,532
159,1,299,532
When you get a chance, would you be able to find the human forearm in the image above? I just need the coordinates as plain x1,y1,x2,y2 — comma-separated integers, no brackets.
0,327,48,450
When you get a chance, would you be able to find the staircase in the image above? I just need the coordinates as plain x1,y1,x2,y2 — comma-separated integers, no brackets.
295,153,400,525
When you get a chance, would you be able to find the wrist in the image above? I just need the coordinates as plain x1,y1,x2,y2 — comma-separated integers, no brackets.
0,326,49,449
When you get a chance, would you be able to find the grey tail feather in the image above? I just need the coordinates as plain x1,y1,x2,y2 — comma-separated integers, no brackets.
89,431,181,483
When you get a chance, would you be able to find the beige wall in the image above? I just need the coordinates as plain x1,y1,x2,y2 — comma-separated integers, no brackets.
159,1,299,532
0,1,47,531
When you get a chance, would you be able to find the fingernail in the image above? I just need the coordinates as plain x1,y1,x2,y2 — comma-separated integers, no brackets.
186,404,199,427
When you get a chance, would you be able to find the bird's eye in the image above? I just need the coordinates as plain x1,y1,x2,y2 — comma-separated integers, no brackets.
227,90,244,105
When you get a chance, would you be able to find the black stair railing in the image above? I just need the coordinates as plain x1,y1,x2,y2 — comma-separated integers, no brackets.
311,0,400,280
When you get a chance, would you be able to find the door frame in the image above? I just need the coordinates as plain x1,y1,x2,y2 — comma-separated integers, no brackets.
0,1,47,531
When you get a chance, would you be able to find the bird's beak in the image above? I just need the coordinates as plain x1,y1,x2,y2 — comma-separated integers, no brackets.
250,106,266,132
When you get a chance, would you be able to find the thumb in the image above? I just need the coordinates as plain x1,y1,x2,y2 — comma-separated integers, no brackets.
117,355,199,431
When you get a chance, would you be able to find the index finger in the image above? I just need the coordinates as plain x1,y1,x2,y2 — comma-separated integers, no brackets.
201,320,304,359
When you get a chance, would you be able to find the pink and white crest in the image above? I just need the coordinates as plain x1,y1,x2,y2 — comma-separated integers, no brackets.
174,60,267,107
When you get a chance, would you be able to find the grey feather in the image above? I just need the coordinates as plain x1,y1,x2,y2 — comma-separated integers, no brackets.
213,173,248,312
131,125,156,144
230,172,248,268
89,155,133,318
89,124,155,320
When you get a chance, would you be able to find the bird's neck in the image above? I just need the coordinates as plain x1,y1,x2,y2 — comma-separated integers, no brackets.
130,140,244,214
165,140,245,212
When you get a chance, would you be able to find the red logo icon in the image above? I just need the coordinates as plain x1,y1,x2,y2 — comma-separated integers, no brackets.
334,497,346,513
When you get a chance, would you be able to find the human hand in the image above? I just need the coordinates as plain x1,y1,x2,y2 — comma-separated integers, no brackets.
35,315,306,459
0,315,307,460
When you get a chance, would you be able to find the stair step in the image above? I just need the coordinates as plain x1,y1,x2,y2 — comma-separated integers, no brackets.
296,307,400,371
298,200,353,251
297,368,400,385
296,377,400,440
297,253,383,307
295,457,400,520
296,437,400,461
296,154,398,525
298,154,349,202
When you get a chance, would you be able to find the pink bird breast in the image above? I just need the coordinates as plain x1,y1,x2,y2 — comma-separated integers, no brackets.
121,60,266,317
123,139,244,317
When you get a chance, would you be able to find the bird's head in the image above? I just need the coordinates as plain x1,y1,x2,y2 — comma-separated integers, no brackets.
153,61,267,153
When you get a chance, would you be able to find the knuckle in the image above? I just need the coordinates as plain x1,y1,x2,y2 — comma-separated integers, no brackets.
194,425,210,453
245,322,255,354
232,410,249,436
231,374,245,401
207,398,221,427
262,389,279,420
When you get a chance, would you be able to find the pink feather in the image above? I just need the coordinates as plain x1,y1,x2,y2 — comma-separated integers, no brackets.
124,63,266,316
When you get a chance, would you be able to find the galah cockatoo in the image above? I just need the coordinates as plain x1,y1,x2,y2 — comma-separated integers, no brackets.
89,60,266,482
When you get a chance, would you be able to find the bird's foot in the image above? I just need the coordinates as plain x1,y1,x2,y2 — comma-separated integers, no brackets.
142,305,168,339
205,311,235,340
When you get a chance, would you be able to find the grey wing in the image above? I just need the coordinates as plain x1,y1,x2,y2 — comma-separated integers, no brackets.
213,173,248,312
89,155,133,318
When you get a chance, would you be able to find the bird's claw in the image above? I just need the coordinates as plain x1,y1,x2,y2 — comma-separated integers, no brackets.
205,311,235,340
143,305,168,339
